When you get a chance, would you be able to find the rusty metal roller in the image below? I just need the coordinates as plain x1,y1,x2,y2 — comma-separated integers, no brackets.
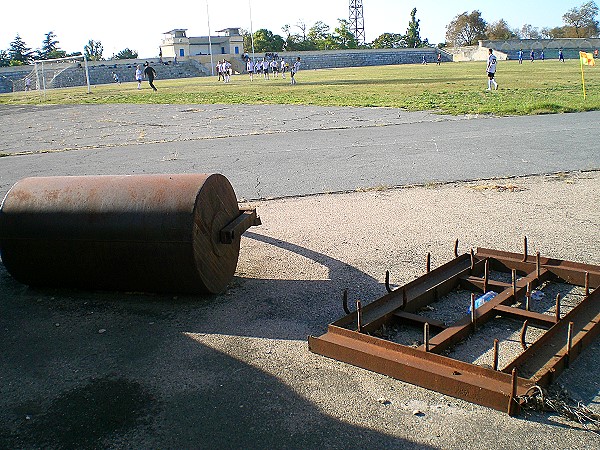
0,174,260,294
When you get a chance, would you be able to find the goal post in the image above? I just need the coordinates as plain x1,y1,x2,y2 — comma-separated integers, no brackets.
32,54,91,96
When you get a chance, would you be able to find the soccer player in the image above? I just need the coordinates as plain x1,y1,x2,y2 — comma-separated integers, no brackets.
486,48,498,91
247,58,254,81
135,65,143,89
143,62,158,91
290,57,300,85
280,58,286,78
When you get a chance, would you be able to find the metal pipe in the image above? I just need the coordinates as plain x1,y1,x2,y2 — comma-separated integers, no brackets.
536,252,541,279
385,270,392,293
483,259,489,293
555,293,561,322
526,283,531,311
508,368,518,415
520,320,529,350
492,338,499,371
343,289,350,314
0,174,257,294
424,322,430,352
585,271,590,297
566,321,574,367
512,269,518,302
470,293,477,329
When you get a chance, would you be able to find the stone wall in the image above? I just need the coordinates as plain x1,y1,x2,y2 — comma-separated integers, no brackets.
0,58,209,94
246,48,451,71
448,46,509,62
481,38,600,61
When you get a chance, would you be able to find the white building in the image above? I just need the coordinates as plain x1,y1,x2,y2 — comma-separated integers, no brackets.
160,28,245,60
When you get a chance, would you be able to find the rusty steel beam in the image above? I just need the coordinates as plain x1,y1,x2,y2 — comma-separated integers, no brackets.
309,246,600,415
424,268,550,354
309,325,530,415
335,255,482,334
502,287,600,383
493,305,557,328
477,248,600,288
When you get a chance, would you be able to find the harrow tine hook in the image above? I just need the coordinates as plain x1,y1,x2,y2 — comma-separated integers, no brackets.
385,270,393,293
342,289,351,314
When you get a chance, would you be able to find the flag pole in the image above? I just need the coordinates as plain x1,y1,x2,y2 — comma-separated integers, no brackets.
580,52,587,100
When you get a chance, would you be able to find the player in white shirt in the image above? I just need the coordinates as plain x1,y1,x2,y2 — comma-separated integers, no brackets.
270,59,278,77
486,48,498,91
247,59,255,81
290,57,300,85
280,58,286,78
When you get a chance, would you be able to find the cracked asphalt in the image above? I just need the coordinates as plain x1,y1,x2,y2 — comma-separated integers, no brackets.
1,104,599,200
0,104,599,449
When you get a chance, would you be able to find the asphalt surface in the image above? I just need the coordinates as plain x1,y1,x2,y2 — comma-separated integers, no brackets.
0,104,599,200
0,104,599,449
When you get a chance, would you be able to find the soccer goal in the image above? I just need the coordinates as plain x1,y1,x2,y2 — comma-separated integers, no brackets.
30,54,91,96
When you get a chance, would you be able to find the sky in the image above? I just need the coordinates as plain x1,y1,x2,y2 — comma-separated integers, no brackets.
0,0,590,59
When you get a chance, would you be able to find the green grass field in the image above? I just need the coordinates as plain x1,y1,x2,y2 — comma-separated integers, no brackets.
1,60,599,116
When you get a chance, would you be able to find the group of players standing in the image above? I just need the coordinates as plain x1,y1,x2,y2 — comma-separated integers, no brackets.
246,56,301,84
215,55,301,84
246,57,288,81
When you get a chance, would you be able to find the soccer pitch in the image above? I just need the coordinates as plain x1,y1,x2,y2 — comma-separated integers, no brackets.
1,60,599,116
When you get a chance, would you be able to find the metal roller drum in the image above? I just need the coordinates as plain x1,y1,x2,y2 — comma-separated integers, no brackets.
0,174,260,294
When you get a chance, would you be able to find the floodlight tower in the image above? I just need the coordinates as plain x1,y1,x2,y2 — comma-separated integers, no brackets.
349,0,366,45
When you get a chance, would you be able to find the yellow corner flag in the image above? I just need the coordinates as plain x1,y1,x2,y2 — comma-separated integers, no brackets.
579,52,595,99
580,51,595,66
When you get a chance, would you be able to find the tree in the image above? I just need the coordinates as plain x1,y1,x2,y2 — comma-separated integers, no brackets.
38,31,66,59
445,11,487,46
329,19,358,50
307,21,332,50
562,1,599,37
486,19,517,40
8,34,32,64
252,29,285,52
541,26,568,39
406,8,422,48
0,50,10,67
520,24,541,39
281,24,303,51
84,39,103,61
114,48,138,59
295,21,308,42
371,33,407,49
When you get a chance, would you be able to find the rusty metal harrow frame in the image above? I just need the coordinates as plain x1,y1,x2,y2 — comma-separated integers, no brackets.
309,239,600,415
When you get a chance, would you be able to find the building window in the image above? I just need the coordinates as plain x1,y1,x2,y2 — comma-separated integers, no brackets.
221,47,225,54
179,48,185,57
234,46,239,54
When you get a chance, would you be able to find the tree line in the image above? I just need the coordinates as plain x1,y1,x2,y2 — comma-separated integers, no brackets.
445,1,599,46
245,8,429,52
245,2,598,52
0,31,138,67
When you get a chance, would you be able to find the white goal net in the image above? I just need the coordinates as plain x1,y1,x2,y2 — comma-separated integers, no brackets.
27,55,91,95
